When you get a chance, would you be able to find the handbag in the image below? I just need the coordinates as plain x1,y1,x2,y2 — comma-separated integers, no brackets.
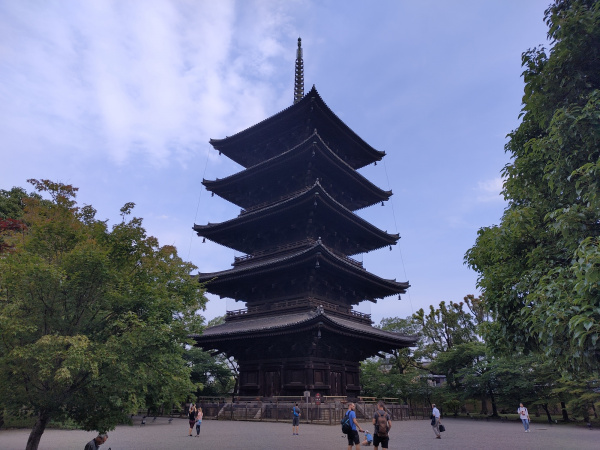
439,424,446,432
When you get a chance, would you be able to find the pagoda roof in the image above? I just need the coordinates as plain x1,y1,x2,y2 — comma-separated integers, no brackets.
209,86,385,170
191,306,417,358
194,182,398,255
196,239,409,304
203,131,392,211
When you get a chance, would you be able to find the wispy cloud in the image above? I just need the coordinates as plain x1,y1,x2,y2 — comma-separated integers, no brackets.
0,0,301,170
475,177,505,203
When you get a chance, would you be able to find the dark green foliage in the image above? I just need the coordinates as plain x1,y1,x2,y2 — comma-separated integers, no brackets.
0,180,207,450
465,0,600,373
185,347,235,397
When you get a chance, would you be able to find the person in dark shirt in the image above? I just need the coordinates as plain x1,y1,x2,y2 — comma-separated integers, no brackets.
84,433,107,450
188,404,197,436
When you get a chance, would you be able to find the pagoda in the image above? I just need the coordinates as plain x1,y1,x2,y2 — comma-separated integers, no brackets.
192,38,417,398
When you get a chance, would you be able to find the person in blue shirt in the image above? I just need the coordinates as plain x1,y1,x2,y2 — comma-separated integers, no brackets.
361,430,373,446
292,403,301,435
346,402,365,449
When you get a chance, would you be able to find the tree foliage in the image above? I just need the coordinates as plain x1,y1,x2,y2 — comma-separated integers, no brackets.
185,347,234,397
412,297,482,361
465,0,600,373
0,180,207,450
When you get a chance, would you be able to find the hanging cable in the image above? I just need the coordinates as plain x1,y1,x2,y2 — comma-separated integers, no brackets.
382,157,414,315
187,145,212,260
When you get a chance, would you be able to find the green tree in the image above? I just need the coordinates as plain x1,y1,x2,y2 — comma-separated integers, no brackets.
465,0,600,373
185,347,234,398
412,299,479,361
379,316,422,374
359,317,427,405
553,375,600,422
0,180,206,450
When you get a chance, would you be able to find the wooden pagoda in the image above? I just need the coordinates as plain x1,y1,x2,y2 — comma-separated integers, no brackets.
192,38,417,398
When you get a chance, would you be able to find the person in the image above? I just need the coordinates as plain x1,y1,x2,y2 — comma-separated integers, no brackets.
292,402,301,435
431,403,442,439
84,433,108,450
361,430,373,446
188,403,197,436
346,402,365,449
518,403,530,432
372,401,391,449
195,407,203,437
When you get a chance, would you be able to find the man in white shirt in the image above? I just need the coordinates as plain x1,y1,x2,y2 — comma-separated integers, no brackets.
431,404,441,439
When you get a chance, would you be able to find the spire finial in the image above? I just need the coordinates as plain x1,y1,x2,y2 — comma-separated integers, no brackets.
293,37,304,104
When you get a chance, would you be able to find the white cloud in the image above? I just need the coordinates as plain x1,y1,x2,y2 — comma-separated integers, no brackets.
0,0,301,170
475,177,505,203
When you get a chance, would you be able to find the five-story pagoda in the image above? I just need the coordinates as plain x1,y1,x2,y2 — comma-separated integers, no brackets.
192,38,417,398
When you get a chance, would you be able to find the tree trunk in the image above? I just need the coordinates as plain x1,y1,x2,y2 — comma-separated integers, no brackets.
480,396,488,415
561,401,570,422
26,410,51,450
540,403,553,423
489,390,498,417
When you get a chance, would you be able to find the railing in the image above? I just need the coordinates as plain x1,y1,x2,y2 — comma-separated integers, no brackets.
175,398,430,424
234,238,316,264
232,238,364,270
226,297,371,324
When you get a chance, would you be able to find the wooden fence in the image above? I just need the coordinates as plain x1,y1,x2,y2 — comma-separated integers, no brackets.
174,397,431,425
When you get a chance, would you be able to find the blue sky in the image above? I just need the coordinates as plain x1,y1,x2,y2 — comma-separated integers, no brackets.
1,0,551,325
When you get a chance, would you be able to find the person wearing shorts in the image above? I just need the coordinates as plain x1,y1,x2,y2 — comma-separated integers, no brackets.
346,402,365,449
292,403,300,435
187,404,197,436
372,401,391,449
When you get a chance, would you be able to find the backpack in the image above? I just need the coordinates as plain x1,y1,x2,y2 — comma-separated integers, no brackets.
341,411,352,434
376,410,389,437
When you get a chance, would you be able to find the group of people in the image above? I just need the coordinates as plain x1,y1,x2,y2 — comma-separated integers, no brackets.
342,400,531,447
188,404,204,437
84,400,533,448
343,401,392,449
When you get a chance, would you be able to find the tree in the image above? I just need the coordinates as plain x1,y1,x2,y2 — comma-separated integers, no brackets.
185,347,235,398
359,317,427,405
378,316,422,374
412,299,479,361
465,0,600,373
0,180,207,450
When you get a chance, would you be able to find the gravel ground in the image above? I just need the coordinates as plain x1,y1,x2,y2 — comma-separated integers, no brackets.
0,416,598,450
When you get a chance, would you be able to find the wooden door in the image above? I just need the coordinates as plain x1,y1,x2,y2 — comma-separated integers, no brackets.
264,370,281,397
330,371,342,396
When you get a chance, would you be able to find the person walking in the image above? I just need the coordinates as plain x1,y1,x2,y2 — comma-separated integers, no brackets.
188,403,197,437
372,401,391,449
431,403,442,439
292,402,301,435
195,407,203,437
346,402,365,449
518,403,530,432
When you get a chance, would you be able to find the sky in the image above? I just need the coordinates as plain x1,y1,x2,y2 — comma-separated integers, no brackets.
1,0,553,326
